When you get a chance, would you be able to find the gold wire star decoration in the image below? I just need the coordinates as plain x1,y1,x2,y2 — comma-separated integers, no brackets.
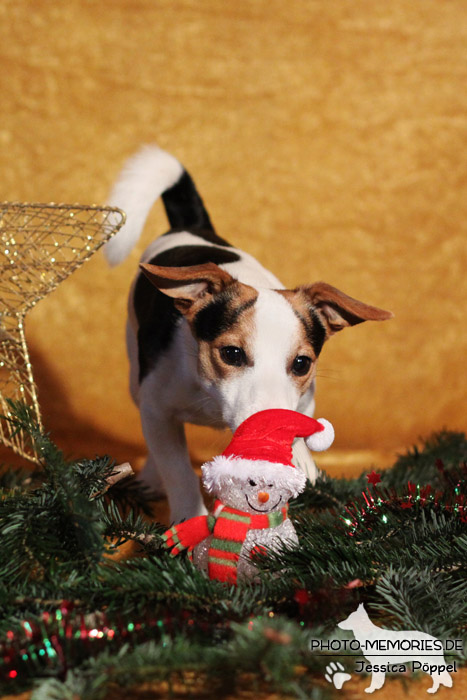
0,202,125,463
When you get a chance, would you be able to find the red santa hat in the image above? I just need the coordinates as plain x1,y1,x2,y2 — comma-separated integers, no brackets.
202,409,334,497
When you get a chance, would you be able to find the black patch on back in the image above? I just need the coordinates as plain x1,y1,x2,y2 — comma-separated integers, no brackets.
293,308,327,357
134,277,181,383
161,171,232,247
150,245,240,268
162,226,234,247
134,245,241,382
193,295,256,342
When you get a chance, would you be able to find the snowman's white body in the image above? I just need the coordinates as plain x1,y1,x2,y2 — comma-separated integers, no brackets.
193,516,298,581
163,411,334,584
194,470,302,581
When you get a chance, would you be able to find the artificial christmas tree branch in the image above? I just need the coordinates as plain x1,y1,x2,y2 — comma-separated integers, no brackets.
0,401,465,698
90,461,134,498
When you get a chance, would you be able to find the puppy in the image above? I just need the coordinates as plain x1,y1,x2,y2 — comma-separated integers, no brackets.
105,145,392,523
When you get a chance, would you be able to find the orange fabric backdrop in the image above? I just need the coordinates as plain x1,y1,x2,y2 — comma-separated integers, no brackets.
1,3,467,698
0,0,465,476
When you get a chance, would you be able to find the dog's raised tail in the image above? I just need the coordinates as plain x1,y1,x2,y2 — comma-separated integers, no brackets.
104,145,213,266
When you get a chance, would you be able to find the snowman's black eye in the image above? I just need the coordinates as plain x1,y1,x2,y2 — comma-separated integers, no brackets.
249,479,256,486
268,483,273,488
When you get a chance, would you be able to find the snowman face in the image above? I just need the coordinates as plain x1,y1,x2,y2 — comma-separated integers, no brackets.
216,476,294,514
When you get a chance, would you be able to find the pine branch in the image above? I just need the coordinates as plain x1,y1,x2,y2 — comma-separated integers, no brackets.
28,618,337,700
0,401,466,697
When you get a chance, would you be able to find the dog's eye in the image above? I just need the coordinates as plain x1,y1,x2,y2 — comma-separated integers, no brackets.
249,479,256,486
220,346,247,367
291,355,312,376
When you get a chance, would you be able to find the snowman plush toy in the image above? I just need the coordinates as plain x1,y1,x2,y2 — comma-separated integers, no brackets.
162,408,334,584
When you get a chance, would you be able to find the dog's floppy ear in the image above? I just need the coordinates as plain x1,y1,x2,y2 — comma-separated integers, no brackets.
140,262,235,315
302,282,393,336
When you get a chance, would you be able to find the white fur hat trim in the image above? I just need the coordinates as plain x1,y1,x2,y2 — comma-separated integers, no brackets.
305,418,334,451
202,455,307,498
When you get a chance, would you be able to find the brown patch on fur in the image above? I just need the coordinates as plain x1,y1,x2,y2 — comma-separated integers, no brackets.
277,284,392,391
300,282,393,335
278,289,326,358
263,289,319,392
289,357,317,393
197,285,258,381
139,261,236,318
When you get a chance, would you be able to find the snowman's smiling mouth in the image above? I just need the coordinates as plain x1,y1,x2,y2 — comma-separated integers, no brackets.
245,494,282,512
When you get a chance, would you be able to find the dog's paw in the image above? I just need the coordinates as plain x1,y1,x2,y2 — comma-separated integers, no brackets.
324,662,351,690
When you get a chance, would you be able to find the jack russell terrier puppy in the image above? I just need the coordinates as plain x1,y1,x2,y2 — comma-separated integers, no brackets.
105,145,392,523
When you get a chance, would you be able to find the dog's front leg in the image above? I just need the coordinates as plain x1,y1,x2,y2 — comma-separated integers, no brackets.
292,440,319,482
139,399,207,524
293,384,319,482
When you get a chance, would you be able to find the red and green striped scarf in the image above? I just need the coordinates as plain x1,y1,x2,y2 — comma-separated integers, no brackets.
162,499,289,584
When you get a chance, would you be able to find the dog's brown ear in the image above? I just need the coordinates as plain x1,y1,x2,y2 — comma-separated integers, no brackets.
301,282,393,336
140,262,235,315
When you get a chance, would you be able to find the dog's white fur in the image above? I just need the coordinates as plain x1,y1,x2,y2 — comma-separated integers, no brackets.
105,146,184,267
134,244,315,522
105,146,392,523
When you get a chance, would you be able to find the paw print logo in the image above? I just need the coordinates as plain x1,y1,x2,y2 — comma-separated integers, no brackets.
325,661,352,690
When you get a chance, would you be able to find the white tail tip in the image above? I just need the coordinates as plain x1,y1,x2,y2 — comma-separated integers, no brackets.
103,145,184,266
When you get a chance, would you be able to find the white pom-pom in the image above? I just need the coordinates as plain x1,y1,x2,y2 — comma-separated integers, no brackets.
305,418,334,452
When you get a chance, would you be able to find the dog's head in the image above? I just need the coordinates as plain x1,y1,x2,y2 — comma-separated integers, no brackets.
140,262,392,430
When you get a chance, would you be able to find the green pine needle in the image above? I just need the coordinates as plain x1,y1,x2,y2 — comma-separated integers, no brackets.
0,401,465,698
